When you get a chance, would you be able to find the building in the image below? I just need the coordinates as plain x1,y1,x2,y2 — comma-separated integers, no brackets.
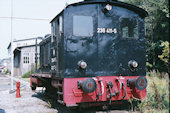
7,37,43,76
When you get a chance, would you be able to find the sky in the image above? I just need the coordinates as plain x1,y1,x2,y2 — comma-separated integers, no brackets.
0,0,82,59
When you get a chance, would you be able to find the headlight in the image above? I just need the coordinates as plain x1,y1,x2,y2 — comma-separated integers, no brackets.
103,4,112,12
78,60,87,69
132,61,138,68
105,4,112,11
128,60,138,68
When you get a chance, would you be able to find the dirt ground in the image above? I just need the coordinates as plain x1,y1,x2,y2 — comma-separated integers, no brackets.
0,74,128,113
0,74,58,113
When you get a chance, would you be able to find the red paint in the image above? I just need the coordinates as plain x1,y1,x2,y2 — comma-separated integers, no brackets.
31,77,38,84
16,81,21,98
30,73,147,107
63,76,147,107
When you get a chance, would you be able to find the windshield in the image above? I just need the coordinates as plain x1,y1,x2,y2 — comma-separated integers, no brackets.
73,16,93,37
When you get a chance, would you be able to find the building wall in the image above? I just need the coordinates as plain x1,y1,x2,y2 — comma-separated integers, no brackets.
14,46,40,76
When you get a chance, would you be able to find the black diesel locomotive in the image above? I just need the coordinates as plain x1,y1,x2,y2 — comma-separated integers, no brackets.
31,0,148,108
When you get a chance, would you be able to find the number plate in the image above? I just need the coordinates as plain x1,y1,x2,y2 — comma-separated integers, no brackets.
97,28,117,34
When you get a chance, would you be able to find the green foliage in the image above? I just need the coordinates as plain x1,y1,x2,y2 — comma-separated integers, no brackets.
136,71,169,112
158,41,169,65
47,101,52,108
22,71,34,78
146,62,153,68
37,61,40,70
5,69,9,74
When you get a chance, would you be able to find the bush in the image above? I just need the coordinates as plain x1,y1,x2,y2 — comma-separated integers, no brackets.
22,71,33,78
5,69,9,74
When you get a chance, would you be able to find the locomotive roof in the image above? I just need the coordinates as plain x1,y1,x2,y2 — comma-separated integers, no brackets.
39,34,51,45
51,0,148,22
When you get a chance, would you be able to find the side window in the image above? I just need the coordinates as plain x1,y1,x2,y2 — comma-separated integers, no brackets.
73,16,93,37
121,18,138,38
59,16,63,35
51,16,63,43
51,22,57,43
56,16,63,43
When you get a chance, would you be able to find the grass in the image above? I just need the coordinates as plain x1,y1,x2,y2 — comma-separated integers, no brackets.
22,71,33,78
20,71,33,83
47,101,52,108
133,70,169,113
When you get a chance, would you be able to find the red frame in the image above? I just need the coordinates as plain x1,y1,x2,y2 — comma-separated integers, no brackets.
30,74,147,107
63,76,146,106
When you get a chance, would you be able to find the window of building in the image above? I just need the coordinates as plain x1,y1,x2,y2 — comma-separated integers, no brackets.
23,53,29,64
73,16,93,37
121,18,138,39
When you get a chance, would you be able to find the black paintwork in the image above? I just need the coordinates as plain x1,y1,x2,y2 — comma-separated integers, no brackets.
39,35,51,73
46,0,148,78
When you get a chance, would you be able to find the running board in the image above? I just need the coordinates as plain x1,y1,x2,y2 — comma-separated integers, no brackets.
57,91,63,95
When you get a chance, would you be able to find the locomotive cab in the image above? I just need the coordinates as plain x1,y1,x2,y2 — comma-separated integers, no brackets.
50,0,147,78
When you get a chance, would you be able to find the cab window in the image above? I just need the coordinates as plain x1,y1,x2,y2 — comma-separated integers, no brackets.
73,16,93,37
121,18,138,38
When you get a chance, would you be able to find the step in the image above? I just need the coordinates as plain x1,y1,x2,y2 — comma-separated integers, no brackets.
57,91,63,95
57,100,63,104
58,84,62,87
